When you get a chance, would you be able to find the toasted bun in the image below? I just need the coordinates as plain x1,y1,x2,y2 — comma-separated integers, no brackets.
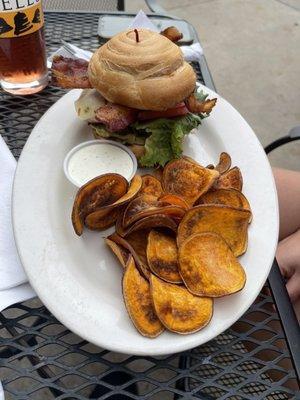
88,29,196,111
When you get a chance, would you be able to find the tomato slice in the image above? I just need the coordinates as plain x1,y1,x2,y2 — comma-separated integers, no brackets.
138,103,189,121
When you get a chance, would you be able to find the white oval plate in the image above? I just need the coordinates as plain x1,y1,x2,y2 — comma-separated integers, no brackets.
12,86,278,356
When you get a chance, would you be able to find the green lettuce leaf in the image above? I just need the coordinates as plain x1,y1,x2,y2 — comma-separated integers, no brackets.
170,114,203,158
171,123,185,158
139,128,173,167
134,114,201,167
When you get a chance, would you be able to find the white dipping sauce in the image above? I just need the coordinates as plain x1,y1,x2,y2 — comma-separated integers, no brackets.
68,143,134,186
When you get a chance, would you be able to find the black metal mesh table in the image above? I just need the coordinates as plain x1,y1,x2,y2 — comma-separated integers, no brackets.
1,11,300,400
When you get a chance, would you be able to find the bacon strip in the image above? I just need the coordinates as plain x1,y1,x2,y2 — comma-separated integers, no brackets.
161,26,183,43
185,93,217,114
95,104,137,132
51,56,91,88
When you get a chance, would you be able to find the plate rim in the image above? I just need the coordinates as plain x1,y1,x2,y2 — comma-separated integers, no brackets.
12,85,279,356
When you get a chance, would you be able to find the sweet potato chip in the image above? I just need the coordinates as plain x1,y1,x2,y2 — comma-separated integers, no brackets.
150,275,213,334
109,231,150,279
115,211,128,237
214,167,243,191
159,194,189,210
105,238,130,269
85,207,120,230
125,231,150,278
109,175,142,207
117,214,178,237
122,194,159,227
215,152,231,174
140,175,163,197
85,206,112,220
177,205,251,256
197,188,251,213
179,232,246,297
72,174,128,236
162,158,220,206
128,205,186,227
148,167,162,183
123,194,186,228
147,230,182,283
123,257,164,337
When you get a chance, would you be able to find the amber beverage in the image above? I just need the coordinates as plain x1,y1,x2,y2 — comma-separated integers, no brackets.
0,0,48,95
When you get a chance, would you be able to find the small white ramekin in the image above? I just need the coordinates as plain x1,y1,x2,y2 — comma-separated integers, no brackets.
63,139,138,187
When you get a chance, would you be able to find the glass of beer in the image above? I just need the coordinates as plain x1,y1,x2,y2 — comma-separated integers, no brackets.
0,0,48,95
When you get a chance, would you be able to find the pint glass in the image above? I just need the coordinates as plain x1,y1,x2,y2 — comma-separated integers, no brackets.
0,0,48,95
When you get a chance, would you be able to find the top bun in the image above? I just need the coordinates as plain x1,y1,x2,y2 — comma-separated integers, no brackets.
88,29,196,111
